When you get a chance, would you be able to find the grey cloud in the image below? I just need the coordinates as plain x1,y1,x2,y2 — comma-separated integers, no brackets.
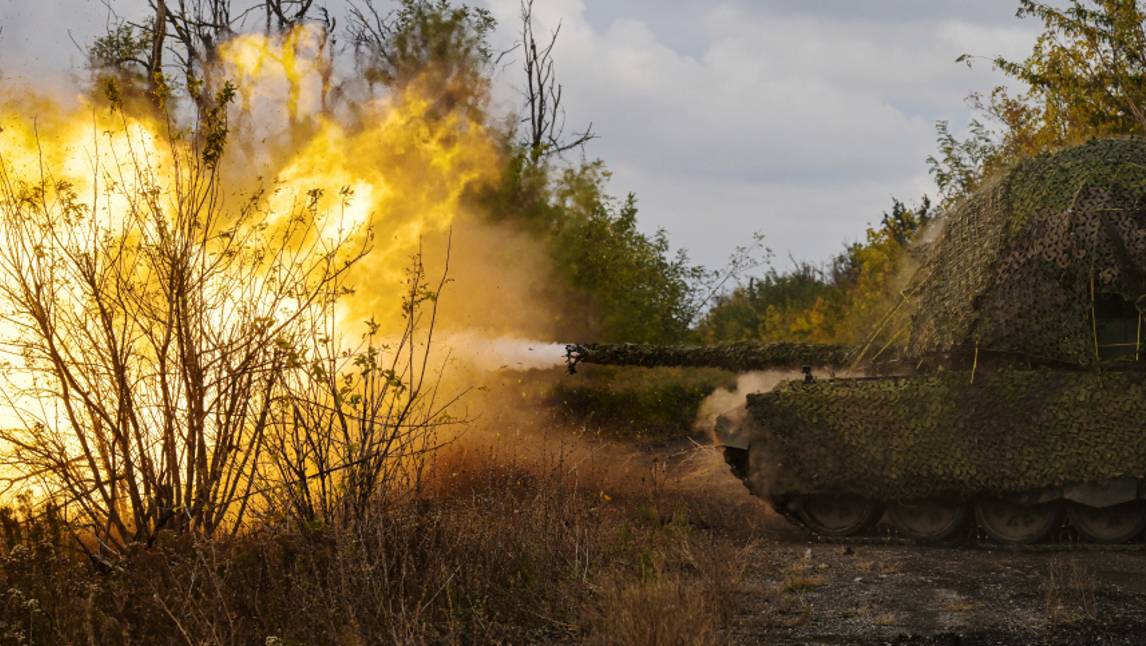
487,0,1039,265
0,0,1041,267
722,0,1029,25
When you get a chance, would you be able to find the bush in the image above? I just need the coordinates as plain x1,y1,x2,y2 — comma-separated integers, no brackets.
549,366,735,443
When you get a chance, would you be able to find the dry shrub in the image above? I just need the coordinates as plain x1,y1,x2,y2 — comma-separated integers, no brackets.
0,434,757,644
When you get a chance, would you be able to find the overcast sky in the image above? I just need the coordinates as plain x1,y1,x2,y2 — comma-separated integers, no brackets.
0,0,1042,268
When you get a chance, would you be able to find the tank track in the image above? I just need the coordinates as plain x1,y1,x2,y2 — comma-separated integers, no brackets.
782,526,1146,552
723,447,1146,548
768,498,1146,550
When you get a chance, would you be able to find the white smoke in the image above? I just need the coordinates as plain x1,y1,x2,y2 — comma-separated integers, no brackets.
437,331,568,372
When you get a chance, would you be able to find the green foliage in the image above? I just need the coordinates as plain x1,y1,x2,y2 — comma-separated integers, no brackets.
928,120,998,203
698,264,838,343
350,0,495,116
552,366,734,442
936,1,1146,200
480,151,707,344
550,167,706,343
992,1,1146,152
87,20,157,104
878,195,935,247
89,22,151,73
201,82,236,167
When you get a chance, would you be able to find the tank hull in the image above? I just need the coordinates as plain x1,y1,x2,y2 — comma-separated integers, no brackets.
721,370,1146,543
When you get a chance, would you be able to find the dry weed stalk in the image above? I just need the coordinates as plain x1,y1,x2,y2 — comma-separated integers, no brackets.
1043,558,1097,625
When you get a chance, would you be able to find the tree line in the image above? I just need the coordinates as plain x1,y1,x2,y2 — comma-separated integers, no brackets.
86,0,712,345
84,0,1146,350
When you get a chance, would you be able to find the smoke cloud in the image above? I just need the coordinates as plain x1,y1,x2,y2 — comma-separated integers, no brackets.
436,333,568,372
694,371,796,440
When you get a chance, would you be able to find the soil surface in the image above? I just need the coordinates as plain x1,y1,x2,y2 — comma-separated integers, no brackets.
637,441,1146,645
727,514,1146,645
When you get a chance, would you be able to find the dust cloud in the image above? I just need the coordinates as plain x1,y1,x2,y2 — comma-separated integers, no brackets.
693,370,797,440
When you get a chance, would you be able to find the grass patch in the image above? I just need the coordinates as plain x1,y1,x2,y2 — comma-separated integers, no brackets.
873,612,899,626
0,437,755,644
549,365,735,443
779,561,828,595
942,598,978,613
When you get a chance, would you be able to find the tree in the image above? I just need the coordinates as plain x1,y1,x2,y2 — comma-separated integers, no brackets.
88,16,162,107
90,1,332,114
938,0,1146,196
927,120,997,203
546,163,706,343
348,0,495,118
698,197,935,345
698,264,837,343
264,248,459,527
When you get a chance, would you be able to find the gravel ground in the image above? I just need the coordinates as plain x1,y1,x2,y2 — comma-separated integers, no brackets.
727,533,1146,644
644,441,1146,645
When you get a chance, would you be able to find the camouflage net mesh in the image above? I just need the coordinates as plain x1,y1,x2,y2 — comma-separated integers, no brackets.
906,137,1146,366
749,370,1146,500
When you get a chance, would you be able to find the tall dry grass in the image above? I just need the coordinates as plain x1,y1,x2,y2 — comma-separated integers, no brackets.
0,432,760,644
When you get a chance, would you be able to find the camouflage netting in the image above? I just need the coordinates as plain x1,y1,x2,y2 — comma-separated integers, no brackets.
906,137,1146,366
565,342,853,373
749,371,1146,500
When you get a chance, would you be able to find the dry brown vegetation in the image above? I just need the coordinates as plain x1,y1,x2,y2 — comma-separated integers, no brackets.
1042,558,1098,626
0,430,762,644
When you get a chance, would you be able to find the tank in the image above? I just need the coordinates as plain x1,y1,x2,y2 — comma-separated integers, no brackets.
566,138,1146,545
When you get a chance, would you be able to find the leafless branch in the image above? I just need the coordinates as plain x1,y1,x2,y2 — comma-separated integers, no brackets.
520,0,595,161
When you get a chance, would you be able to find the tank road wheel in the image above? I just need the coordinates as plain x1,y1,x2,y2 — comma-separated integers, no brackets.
1067,501,1146,544
796,495,882,537
974,498,1062,545
888,500,968,542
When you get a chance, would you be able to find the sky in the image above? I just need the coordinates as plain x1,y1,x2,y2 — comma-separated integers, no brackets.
0,0,1043,269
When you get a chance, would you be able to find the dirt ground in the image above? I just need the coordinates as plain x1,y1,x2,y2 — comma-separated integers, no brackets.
730,536,1146,644
648,444,1146,645
699,496,1146,646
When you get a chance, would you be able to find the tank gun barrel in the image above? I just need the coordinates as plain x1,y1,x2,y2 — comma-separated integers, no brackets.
564,342,854,374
